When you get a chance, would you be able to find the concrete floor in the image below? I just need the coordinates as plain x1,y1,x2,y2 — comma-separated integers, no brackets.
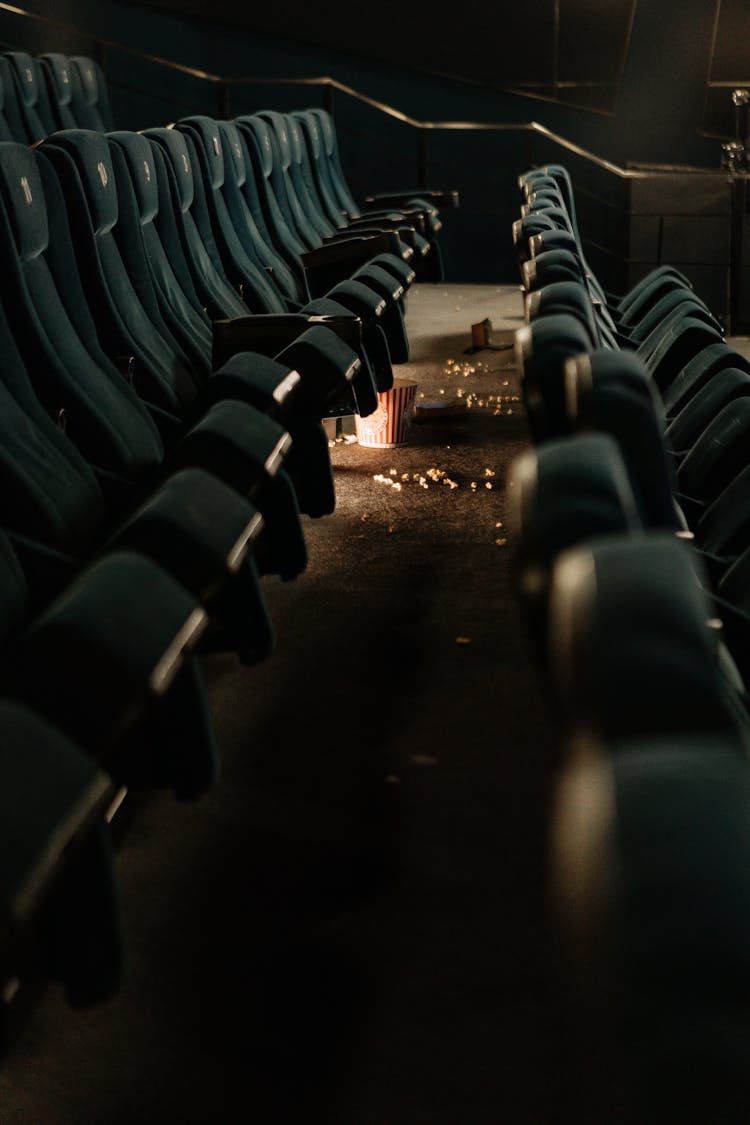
0,283,569,1124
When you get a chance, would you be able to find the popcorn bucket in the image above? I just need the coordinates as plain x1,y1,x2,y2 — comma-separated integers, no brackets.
355,378,418,448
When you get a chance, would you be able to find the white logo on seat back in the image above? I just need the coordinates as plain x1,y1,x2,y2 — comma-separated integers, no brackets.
20,176,32,205
61,68,69,84
97,160,108,187
144,161,151,181
212,135,220,156
25,68,32,83
182,153,189,174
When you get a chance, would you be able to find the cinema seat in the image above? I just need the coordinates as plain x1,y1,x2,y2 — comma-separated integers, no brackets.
170,115,403,392
0,140,308,586
302,105,456,281
1,51,49,142
676,399,750,513
563,350,681,531
37,52,78,131
695,464,750,563
665,366,750,453
550,734,750,1124
0,530,216,798
547,532,748,741
661,342,750,422
139,123,382,417
507,432,641,671
514,311,596,442
68,55,115,131
0,700,122,1008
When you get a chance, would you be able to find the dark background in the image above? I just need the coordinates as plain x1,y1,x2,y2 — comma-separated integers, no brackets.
4,0,748,302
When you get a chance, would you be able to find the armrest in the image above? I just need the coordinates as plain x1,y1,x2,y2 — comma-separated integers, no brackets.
359,205,426,224
303,234,409,298
104,467,274,665
363,188,460,209
212,311,362,370
211,324,360,422
323,229,414,262
212,312,334,370
342,213,426,236
166,400,307,581
9,550,209,774
303,231,403,267
104,467,265,605
0,700,112,919
0,700,120,1007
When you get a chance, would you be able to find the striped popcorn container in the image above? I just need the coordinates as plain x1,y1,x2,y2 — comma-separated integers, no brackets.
355,378,418,448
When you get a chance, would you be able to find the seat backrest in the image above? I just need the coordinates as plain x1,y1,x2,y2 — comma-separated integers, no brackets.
677,397,750,504
662,342,750,419
565,349,679,531
172,115,287,314
38,52,77,131
0,313,107,560
38,128,202,416
143,125,251,322
0,140,164,477
216,118,304,304
0,56,34,141
107,128,214,379
292,108,346,232
2,51,49,141
233,113,310,271
642,316,724,393
283,111,337,241
526,279,602,347
548,532,745,740
509,432,641,658
308,106,361,218
68,55,115,131
696,462,750,560
254,109,321,253
666,367,750,452
515,311,597,442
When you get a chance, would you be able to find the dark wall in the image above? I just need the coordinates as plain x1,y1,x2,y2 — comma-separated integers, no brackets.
1,0,739,289
7,0,728,167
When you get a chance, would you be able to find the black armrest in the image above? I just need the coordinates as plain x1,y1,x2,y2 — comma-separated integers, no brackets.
165,400,306,581
212,324,360,421
9,550,210,786
304,231,402,266
303,234,410,298
212,311,362,370
363,188,460,209
342,213,426,236
0,700,120,1008
104,467,264,605
103,467,273,665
